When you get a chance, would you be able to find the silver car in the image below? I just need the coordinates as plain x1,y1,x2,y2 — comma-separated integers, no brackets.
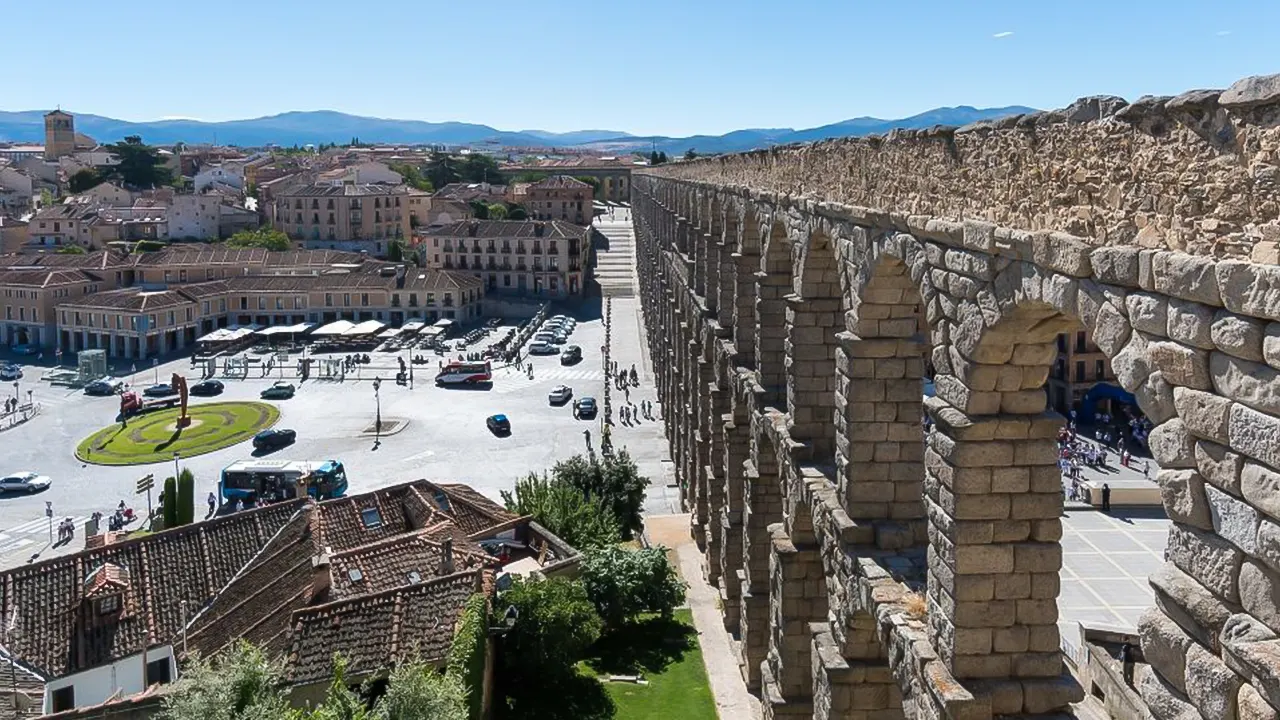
0,472,51,494
548,385,573,404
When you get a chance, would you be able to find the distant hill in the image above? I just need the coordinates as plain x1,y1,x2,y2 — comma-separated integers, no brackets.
0,106,1036,152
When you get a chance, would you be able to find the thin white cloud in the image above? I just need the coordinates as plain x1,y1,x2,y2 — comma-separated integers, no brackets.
992,31,1014,39
1215,30,1231,36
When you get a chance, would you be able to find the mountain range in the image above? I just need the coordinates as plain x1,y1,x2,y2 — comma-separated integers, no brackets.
0,106,1036,154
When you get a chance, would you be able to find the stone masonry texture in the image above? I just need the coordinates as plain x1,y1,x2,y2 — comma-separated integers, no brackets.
633,74,1280,720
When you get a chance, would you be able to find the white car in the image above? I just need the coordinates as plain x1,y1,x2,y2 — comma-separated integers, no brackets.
548,385,573,404
0,365,21,381
0,472,50,494
529,342,559,355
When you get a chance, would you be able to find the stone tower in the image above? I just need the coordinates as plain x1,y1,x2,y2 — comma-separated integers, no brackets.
43,109,75,161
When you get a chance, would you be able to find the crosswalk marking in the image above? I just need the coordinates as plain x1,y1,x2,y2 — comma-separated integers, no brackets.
2,514,89,538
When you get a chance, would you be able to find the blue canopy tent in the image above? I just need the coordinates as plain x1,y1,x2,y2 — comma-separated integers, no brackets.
1080,383,1136,423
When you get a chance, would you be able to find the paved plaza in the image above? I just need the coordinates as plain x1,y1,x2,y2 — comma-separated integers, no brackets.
0,286,674,569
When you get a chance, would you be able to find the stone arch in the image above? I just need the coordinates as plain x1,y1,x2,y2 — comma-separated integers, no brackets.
755,216,793,407
786,226,845,466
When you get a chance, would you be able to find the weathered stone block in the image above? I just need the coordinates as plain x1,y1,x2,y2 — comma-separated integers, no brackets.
1151,419,1198,469
1168,298,1216,349
1213,310,1266,362
1241,460,1280,524
1240,559,1280,634
1148,340,1212,390
1138,607,1192,693
1136,370,1178,424
1217,260,1280,323
1207,484,1261,555
1156,251,1222,307
1185,642,1243,720
1139,665,1202,720
1127,291,1170,337
1091,246,1142,287
1258,519,1280,574
1175,387,1233,444
1159,469,1213,530
1229,404,1280,474
1150,563,1236,647
1213,352,1280,417
1166,523,1243,602
1093,301,1133,357
1264,323,1280,371
1238,684,1279,720
1196,441,1244,496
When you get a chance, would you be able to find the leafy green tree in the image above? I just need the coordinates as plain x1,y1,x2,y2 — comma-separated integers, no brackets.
56,245,86,254
468,201,489,220
573,176,601,195
512,172,547,184
486,203,508,221
388,163,433,193
552,451,646,540
506,205,528,221
378,658,468,720
307,656,371,720
387,240,404,262
162,475,178,529
425,152,461,190
496,578,602,713
657,151,669,164
38,189,55,208
135,239,165,252
458,154,502,184
227,228,291,251
177,468,195,526
683,148,698,160
68,168,103,193
501,472,619,550
103,135,173,188
159,641,300,720
580,546,686,628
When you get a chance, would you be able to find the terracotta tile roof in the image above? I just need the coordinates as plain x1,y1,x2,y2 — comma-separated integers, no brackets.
430,482,521,537
0,500,302,679
328,530,497,600
529,174,592,190
286,569,488,686
55,287,194,312
0,269,101,288
0,251,127,271
0,648,46,718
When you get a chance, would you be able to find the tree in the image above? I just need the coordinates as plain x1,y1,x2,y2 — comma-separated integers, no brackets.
103,135,173,188
177,468,195,526
573,176,601,196
68,168,103,193
487,203,508,221
501,472,619,550
495,578,603,717
468,201,489,220
162,475,178,529
459,154,503,184
649,150,660,166
657,151,669,164
388,163,433,193
306,656,371,720
580,546,686,628
377,658,468,720
683,148,698,160
56,245,86,254
552,451,647,540
160,641,299,720
506,205,528,221
425,152,461,190
227,228,291,251
387,240,404,263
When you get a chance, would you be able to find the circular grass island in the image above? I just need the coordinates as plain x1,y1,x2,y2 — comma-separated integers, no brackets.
76,401,280,466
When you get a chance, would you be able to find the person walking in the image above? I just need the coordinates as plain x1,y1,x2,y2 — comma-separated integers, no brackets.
207,492,217,516
1101,483,1112,512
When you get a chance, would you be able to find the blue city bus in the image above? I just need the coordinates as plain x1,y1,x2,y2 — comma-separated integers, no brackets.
219,459,348,503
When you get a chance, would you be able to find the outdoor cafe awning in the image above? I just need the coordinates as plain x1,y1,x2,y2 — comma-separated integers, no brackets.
257,322,315,337
402,321,426,332
344,320,387,336
196,326,259,343
377,328,399,338
311,320,356,336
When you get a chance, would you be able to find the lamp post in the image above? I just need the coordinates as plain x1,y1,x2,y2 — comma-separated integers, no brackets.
372,377,382,445
172,451,181,483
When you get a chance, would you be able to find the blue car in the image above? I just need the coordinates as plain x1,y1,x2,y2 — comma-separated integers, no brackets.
486,414,511,435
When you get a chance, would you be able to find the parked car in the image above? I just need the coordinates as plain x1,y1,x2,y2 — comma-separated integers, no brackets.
548,385,573,404
528,342,558,356
189,380,225,396
143,383,177,398
560,345,582,364
0,471,51,494
84,379,124,396
0,364,21,381
549,332,569,345
260,382,296,400
486,414,511,434
252,428,297,451
532,333,557,345
573,396,598,419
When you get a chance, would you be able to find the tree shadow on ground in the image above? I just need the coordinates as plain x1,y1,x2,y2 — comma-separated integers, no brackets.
152,427,183,452
584,614,696,676
499,670,614,720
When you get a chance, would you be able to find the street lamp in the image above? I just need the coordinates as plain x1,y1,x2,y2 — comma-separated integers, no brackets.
172,451,181,483
372,377,382,445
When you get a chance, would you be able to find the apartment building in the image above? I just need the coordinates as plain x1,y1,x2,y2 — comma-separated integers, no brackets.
417,219,591,298
270,181,411,256
1047,329,1116,418
525,175,593,225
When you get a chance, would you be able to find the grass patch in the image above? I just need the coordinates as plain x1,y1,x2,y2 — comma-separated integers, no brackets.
76,401,280,466
582,610,716,720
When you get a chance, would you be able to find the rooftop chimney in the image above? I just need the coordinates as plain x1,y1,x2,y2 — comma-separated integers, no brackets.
311,549,332,602
440,538,454,576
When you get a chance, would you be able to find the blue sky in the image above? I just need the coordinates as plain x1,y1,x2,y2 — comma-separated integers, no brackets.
5,0,1275,136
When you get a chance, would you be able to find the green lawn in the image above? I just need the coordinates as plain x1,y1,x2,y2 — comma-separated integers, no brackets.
583,610,718,720
76,401,280,466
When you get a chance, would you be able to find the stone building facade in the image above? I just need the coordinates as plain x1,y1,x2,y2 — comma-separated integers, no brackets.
632,73,1280,720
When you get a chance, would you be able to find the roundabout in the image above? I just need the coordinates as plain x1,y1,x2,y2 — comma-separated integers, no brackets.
76,402,281,466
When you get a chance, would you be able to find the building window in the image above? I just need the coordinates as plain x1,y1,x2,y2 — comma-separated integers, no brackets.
360,507,383,528
168,311,175,325
150,314,157,329
1075,361,1085,383
145,657,171,686
1075,331,1087,353
343,294,351,307
51,687,74,713
325,293,333,307
1095,359,1105,380
276,298,283,310
503,275,511,287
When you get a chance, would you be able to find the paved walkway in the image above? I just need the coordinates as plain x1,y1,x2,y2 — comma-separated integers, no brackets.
648,513,762,720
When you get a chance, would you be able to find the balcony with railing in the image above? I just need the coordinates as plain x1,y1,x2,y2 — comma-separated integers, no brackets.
549,242,559,254
516,244,526,255
516,262,528,272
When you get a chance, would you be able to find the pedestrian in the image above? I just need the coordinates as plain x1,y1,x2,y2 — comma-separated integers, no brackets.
1119,643,1134,687
1101,483,1112,512
207,492,217,515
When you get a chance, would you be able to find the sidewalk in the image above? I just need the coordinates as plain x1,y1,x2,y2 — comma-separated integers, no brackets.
648,513,762,720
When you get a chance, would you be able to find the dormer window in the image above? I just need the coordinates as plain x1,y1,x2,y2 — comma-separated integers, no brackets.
360,507,382,529
97,594,120,615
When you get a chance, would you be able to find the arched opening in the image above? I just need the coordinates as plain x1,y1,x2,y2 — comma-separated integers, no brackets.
755,218,792,408
785,227,845,467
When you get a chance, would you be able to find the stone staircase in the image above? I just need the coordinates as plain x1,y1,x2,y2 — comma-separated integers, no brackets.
593,216,637,298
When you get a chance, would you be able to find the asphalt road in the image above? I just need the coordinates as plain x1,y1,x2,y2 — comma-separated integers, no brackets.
0,291,675,569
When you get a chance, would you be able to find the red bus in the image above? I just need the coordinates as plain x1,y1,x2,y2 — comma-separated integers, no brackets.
435,360,493,385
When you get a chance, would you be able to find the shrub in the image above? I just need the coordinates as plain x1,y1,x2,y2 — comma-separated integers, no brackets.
580,545,685,627
445,594,488,719
552,452,646,540
177,468,195,526
501,472,618,549
161,475,178,529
